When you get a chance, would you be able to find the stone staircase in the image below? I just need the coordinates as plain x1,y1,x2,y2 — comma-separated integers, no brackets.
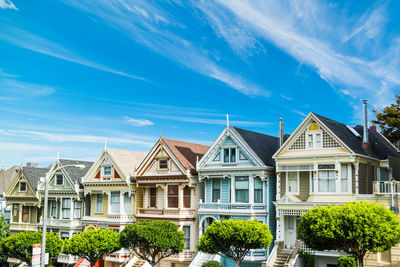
272,248,293,267
189,252,220,267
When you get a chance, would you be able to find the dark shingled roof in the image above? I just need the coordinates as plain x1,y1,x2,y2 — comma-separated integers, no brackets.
233,127,279,167
22,167,50,190
58,159,94,187
313,113,400,160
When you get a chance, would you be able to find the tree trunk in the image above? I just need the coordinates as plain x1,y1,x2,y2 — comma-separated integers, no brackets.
357,255,364,267
90,261,97,267
235,260,241,267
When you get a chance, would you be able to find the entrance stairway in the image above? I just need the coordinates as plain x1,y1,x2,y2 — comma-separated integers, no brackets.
188,252,220,267
272,248,293,267
266,241,299,267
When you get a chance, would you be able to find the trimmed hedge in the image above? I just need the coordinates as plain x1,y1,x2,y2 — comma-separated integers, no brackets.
202,261,223,267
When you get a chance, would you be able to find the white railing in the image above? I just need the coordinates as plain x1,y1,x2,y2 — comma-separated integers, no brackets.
373,181,400,195
198,203,267,211
300,241,315,255
265,244,278,267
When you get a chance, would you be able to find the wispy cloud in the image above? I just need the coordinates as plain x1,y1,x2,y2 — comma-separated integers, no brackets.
61,0,270,98
0,26,147,82
2,79,56,96
195,1,400,109
0,129,154,147
0,0,17,10
125,116,154,126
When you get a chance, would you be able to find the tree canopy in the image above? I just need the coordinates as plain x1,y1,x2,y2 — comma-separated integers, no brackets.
120,220,184,267
298,201,400,267
372,94,400,144
0,214,10,262
63,228,121,267
197,219,273,267
1,231,62,265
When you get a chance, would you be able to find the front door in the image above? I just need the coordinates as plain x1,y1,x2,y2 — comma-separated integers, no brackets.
285,216,296,248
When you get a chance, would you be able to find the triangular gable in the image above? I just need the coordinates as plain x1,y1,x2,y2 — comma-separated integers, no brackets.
273,113,353,158
197,127,265,170
40,160,76,192
5,169,37,197
83,150,126,183
136,139,187,177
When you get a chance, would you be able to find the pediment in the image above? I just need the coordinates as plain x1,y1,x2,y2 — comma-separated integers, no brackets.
9,172,37,197
83,152,125,183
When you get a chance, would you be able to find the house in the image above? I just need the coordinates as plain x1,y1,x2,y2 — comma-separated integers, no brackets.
37,158,94,265
135,138,209,267
269,101,400,267
81,148,146,267
192,125,279,267
0,165,19,222
4,165,49,233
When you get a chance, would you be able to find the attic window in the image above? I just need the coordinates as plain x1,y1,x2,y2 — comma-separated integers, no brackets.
159,159,168,170
223,148,236,163
308,124,320,131
56,175,63,185
103,166,112,176
19,182,26,192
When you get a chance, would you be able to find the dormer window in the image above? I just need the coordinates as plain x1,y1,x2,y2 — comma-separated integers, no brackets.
223,148,236,163
306,124,322,149
159,159,168,170
103,166,112,176
56,175,63,185
19,182,26,192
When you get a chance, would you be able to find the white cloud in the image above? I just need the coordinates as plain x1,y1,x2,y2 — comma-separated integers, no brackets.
0,0,17,10
2,79,56,96
125,116,154,126
0,26,147,82
61,0,270,98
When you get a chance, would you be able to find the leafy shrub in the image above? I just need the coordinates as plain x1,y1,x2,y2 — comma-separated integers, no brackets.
299,251,314,267
202,261,223,267
338,256,356,267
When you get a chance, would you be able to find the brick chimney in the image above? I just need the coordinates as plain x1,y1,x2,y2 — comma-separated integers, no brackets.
362,100,370,152
369,125,379,132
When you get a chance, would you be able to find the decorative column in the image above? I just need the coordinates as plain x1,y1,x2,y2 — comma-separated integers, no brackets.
70,197,74,220
178,185,184,209
163,185,168,209
230,174,235,203
120,191,124,215
249,174,254,205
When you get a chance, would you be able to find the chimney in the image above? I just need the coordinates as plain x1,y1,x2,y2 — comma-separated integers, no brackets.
369,125,379,132
362,100,370,152
279,117,284,147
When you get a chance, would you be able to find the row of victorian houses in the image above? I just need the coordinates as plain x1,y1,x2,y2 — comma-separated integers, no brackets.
2,102,400,267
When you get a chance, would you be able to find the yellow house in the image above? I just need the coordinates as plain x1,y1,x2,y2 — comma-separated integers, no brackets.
5,165,49,233
135,138,209,267
81,147,146,267
268,104,400,267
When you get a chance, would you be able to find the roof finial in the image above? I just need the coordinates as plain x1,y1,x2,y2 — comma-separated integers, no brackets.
160,132,162,139
104,139,107,150
226,114,230,127
57,152,60,161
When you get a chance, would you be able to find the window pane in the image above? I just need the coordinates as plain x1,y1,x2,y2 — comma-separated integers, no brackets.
150,187,157,208
61,232,69,240
168,185,178,208
74,202,81,219
235,177,249,203
288,216,294,230
315,134,321,148
230,148,236,162
20,182,26,191
288,172,298,193
212,179,220,203
308,134,313,148
111,192,120,213
22,206,29,222
159,159,168,169
51,201,57,218
223,149,229,163
96,195,103,213
104,167,111,176
124,193,131,213
318,170,335,192
62,199,71,219
56,175,63,185
254,178,263,203
341,164,349,193
183,226,190,250
183,186,191,208
13,204,19,222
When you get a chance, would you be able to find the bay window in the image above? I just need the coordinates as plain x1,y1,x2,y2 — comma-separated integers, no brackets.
149,188,157,208
287,172,299,194
22,206,29,222
183,186,191,208
341,164,351,193
110,192,120,213
235,176,249,203
95,194,103,213
62,198,71,219
183,226,190,250
168,185,178,208
50,200,57,218
318,165,336,193
74,201,82,219
254,177,263,203
212,179,220,202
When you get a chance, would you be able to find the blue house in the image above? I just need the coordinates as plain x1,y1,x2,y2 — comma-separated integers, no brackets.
192,125,279,267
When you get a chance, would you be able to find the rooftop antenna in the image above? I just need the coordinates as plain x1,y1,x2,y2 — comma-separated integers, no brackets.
226,114,230,127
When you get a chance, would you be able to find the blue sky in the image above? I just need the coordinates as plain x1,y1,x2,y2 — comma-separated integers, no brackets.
1,0,399,168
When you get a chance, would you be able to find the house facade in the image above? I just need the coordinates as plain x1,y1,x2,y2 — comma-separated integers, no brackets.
4,166,49,233
269,109,400,267
81,148,146,267
37,159,94,265
135,138,209,267
192,126,279,267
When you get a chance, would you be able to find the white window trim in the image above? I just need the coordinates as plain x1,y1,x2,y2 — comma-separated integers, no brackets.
222,146,237,164
158,159,169,171
95,194,103,214
310,163,353,195
306,130,322,149
211,179,222,203
339,163,352,194
101,166,112,177
286,171,299,195
109,191,121,214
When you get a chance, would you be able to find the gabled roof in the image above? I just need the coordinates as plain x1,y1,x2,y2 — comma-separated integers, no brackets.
58,159,94,185
233,127,279,167
313,113,400,160
0,166,19,194
106,148,147,177
21,167,50,190
162,138,209,172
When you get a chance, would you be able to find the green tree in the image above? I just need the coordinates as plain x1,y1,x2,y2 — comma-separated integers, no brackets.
298,201,400,267
1,231,62,265
63,228,121,267
0,214,10,262
372,94,400,144
197,219,273,267
120,220,184,267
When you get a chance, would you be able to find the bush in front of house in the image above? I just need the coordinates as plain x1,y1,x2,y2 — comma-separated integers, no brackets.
299,250,314,267
202,260,223,267
338,256,356,267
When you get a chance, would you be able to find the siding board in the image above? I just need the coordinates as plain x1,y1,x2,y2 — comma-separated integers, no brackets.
299,171,309,201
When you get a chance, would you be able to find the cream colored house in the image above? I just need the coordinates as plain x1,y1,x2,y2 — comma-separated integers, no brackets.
81,148,146,267
268,106,400,267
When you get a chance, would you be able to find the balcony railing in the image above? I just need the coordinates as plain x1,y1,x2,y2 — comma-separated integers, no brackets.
198,202,267,211
373,181,400,195
137,209,195,216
